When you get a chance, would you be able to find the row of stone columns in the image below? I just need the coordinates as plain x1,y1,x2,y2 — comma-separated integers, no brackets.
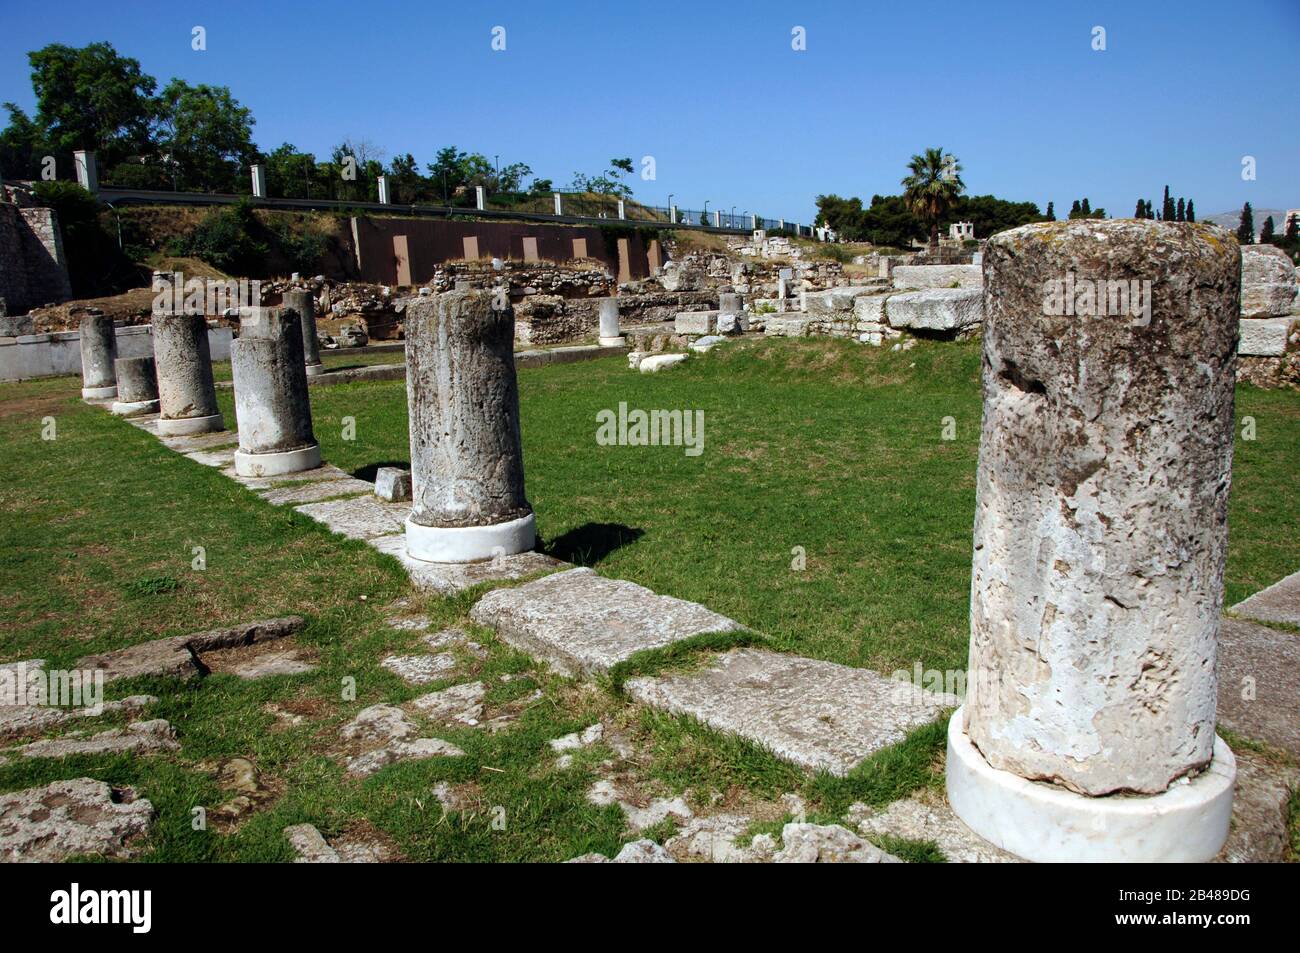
77,222,1241,862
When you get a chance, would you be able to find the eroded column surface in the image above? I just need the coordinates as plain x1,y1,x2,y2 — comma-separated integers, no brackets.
152,311,224,435
230,307,320,476
404,290,534,562
965,220,1240,796
282,289,324,375
79,313,117,399
598,297,623,346
110,356,159,416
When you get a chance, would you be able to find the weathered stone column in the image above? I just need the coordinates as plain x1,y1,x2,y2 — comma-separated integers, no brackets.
110,356,159,417
404,290,535,562
282,289,324,376
230,307,321,476
946,220,1239,862
152,311,224,435
79,313,117,399
597,297,624,346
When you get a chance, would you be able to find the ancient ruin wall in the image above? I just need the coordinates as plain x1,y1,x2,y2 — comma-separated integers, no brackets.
0,204,72,316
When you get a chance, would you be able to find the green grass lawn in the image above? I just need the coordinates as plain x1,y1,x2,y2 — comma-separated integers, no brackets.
1,337,1296,862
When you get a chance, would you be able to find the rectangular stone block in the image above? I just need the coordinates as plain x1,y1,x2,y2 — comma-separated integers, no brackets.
674,311,718,335
891,264,982,290
853,294,888,325
886,288,983,331
625,649,957,775
469,567,742,676
802,286,877,315
764,316,812,337
1237,318,1296,357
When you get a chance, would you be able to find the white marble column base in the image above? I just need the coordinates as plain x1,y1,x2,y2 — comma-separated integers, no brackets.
156,413,225,436
945,707,1235,863
111,398,160,417
233,443,321,477
405,512,536,564
81,384,117,400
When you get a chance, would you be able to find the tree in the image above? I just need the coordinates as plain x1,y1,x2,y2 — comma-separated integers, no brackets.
901,147,964,252
1134,199,1145,219
1069,199,1082,218
1081,198,1092,216
264,143,320,199
1185,199,1195,223
496,161,532,192
1237,203,1255,244
1162,185,1175,222
24,42,157,167
0,103,47,179
1045,201,1055,221
155,80,256,192
1260,215,1275,244
1286,216,1298,242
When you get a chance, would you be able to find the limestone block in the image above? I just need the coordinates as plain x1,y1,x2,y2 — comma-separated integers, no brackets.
886,288,983,331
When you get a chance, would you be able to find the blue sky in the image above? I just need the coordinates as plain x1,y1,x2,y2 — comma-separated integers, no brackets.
2,0,1296,224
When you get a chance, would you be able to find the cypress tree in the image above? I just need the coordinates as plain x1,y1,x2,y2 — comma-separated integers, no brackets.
1186,199,1195,223
1176,198,1185,222
1069,199,1082,219
1134,199,1145,219
1237,203,1255,244
1045,201,1055,221
1260,216,1275,244
1081,198,1092,216
1162,185,1175,222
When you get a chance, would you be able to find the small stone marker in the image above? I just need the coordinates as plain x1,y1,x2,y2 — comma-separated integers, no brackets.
947,220,1241,862
79,312,118,400
374,466,412,502
403,291,536,563
153,311,225,436
230,307,322,477
110,356,159,417
283,288,324,376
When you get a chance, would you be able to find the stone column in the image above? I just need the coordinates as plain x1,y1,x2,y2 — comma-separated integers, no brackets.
597,297,624,346
282,289,324,376
230,307,321,476
152,312,225,435
79,313,117,399
404,290,535,563
945,220,1239,862
110,356,159,417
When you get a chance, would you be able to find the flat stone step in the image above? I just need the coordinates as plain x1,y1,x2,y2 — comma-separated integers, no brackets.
1216,617,1300,757
1229,569,1300,628
469,567,743,677
258,478,374,506
625,648,957,776
295,496,410,540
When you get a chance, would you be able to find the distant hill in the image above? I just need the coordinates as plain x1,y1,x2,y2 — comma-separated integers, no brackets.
1200,207,1291,240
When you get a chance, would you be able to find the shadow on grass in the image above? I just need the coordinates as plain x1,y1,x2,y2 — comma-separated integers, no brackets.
543,522,644,566
352,460,410,481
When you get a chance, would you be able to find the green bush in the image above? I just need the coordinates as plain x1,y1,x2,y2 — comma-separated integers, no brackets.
167,198,267,273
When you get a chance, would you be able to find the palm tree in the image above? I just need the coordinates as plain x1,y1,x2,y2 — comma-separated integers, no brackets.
901,148,965,253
